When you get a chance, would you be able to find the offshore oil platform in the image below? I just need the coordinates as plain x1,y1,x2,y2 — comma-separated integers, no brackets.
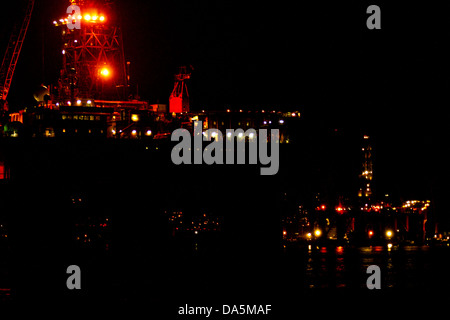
0,0,436,247
0,0,298,140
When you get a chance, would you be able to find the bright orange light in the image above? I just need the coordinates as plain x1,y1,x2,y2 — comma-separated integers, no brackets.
321,205,326,210
368,230,374,237
282,231,287,236
77,15,82,20
100,67,110,77
99,16,105,21
84,14,91,21
92,15,98,21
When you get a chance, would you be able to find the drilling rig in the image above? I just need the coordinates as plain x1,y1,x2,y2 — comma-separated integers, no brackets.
16,0,154,138
52,0,128,102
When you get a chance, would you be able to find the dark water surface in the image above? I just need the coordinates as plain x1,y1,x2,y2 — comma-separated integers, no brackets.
0,140,449,316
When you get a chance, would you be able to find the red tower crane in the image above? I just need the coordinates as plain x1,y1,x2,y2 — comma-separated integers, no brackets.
169,66,192,114
0,0,35,112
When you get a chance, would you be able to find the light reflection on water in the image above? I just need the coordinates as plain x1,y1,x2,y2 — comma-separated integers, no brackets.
289,244,441,290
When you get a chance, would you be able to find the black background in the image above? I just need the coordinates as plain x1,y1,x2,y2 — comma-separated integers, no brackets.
4,0,447,221
1,0,450,311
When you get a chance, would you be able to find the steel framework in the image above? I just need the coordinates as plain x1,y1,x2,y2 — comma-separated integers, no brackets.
56,5,127,102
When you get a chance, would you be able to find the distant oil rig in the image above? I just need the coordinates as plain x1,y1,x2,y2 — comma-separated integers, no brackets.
0,0,298,140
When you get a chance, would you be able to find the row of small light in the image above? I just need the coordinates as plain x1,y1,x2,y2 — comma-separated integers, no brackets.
111,129,152,136
55,99,93,107
283,229,394,240
53,13,106,26
224,109,299,117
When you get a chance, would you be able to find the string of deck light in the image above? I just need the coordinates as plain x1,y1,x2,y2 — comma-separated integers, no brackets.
53,13,106,27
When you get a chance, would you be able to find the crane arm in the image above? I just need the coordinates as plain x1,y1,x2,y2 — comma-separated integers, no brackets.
0,0,35,110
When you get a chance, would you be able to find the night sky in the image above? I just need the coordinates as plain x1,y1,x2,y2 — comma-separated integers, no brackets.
1,1,449,217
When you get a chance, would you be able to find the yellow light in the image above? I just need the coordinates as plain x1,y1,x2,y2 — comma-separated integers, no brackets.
131,130,137,135
131,114,139,122
386,230,393,238
76,100,82,105
387,243,393,250
306,232,312,239
314,229,322,237
146,130,152,136
92,15,98,21
99,16,105,21
100,67,110,77
77,15,82,20
84,14,91,21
